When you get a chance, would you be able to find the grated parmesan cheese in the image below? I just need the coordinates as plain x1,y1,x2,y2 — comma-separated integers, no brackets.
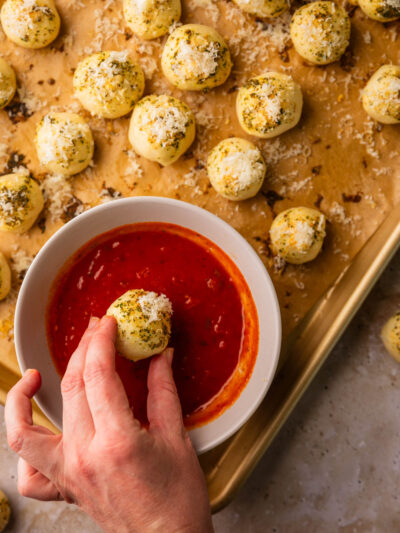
138,291,173,325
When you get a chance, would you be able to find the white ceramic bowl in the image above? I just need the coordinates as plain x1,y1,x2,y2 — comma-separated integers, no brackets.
14,197,281,454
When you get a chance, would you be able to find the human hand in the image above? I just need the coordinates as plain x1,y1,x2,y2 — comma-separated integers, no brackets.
5,316,214,533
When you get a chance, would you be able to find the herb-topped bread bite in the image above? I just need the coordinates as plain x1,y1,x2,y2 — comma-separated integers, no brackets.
269,206,326,264
232,0,289,18
0,253,11,301
123,0,181,39
129,95,195,166
236,72,303,138
161,24,232,91
381,312,400,362
107,289,173,361
0,0,60,49
362,65,400,124
290,1,350,65
73,51,145,119
207,137,267,201
0,174,44,233
356,0,400,21
35,112,94,176
0,58,16,109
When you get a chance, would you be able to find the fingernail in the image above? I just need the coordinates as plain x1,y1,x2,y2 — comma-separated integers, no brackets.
88,316,99,329
165,348,173,366
24,369,37,377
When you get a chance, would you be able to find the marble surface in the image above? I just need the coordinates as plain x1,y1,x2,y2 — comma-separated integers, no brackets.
2,249,400,532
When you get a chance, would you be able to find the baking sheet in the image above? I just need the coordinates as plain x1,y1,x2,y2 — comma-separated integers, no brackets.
0,0,399,511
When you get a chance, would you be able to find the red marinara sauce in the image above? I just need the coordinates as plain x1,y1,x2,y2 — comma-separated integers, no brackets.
46,222,259,427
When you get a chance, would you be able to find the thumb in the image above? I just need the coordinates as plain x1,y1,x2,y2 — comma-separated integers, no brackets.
147,349,185,439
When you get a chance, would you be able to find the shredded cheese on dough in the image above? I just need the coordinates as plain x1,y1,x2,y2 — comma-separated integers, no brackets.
174,41,219,79
137,292,173,325
146,105,188,146
219,149,265,189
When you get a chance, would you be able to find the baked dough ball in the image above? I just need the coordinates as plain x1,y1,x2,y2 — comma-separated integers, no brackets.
269,206,326,264
0,490,11,533
1,0,60,49
357,0,400,21
207,137,266,201
362,65,400,124
35,112,94,176
129,95,195,166
290,1,351,65
123,0,181,39
0,253,11,301
232,0,289,18
381,312,400,362
0,174,44,233
0,58,16,109
107,289,173,361
73,52,145,119
161,24,232,91
236,72,303,138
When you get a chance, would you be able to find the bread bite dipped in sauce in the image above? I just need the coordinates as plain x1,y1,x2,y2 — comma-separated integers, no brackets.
0,174,44,233
35,112,94,176
269,206,326,264
0,0,60,49
73,51,145,119
236,72,303,138
290,1,350,65
0,58,16,109
207,137,266,201
129,95,195,166
362,65,400,124
161,24,232,91
0,253,11,301
382,312,400,362
232,0,289,18
107,289,173,361
123,0,181,39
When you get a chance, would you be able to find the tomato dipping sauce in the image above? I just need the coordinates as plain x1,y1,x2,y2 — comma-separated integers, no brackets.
47,222,259,427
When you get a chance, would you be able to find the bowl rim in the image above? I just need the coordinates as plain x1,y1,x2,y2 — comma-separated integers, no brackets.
14,196,281,453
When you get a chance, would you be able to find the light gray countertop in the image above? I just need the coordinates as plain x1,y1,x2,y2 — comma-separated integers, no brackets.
2,249,400,532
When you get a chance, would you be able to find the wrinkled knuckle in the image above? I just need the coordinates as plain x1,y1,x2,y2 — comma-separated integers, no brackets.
61,373,82,397
7,427,25,454
101,438,133,464
159,379,177,397
69,454,94,481
84,362,108,385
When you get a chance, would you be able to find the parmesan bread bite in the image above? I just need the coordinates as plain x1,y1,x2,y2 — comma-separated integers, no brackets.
362,65,400,124
123,0,181,39
0,252,11,301
0,58,16,109
107,289,173,361
381,312,400,362
232,0,289,18
129,95,195,166
269,206,326,264
236,72,303,138
357,0,400,21
35,112,94,176
161,24,232,91
290,1,350,65
0,490,10,533
207,137,266,201
0,0,60,49
73,51,145,119
0,174,44,233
